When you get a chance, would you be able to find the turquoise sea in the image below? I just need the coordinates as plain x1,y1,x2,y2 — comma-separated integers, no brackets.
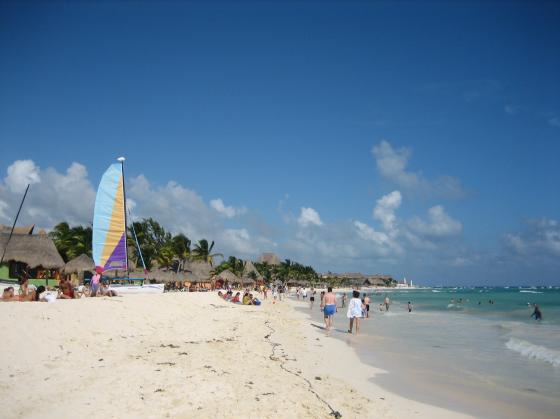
299,286,560,418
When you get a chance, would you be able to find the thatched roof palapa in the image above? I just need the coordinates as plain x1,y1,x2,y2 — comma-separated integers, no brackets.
218,269,240,283
243,260,263,281
183,260,212,282
63,254,95,274
0,233,64,269
0,224,35,235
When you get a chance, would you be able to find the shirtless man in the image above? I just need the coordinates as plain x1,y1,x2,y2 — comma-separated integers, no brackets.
323,287,337,333
363,294,371,318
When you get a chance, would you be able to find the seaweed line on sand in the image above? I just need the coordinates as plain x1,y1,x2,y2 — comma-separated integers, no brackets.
264,320,342,418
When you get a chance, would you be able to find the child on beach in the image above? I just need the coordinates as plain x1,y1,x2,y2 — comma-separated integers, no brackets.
341,293,347,308
347,290,363,334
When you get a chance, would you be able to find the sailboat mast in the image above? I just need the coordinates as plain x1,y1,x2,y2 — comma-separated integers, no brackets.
0,184,30,265
118,157,130,279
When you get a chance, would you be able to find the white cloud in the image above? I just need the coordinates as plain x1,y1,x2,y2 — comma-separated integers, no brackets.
371,140,466,199
219,228,257,256
409,205,462,237
210,198,246,218
373,190,401,233
505,218,560,258
297,207,323,227
4,160,41,193
0,161,96,227
354,221,389,245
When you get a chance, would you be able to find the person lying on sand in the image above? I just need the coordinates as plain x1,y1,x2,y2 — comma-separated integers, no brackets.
99,283,117,297
1,287,18,302
249,293,261,306
58,281,75,299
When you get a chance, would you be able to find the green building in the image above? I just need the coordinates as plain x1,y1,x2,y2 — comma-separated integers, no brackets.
0,228,64,287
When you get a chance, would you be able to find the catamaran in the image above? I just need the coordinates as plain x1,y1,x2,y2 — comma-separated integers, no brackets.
92,157,164,294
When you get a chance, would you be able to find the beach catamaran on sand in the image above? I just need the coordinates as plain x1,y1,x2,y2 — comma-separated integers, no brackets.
92,157,164,294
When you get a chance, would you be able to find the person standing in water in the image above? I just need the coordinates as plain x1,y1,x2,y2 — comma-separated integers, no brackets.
531,304,542,321
341,293,347,308
347,290,363,334
384,295,390,311
363,293,371,319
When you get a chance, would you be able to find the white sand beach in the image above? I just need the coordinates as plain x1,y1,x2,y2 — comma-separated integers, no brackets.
0,293,471,418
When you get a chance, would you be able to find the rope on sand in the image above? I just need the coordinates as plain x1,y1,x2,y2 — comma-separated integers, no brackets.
264,320,342,418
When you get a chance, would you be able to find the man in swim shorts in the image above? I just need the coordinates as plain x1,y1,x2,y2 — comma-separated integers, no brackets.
323,287,337,333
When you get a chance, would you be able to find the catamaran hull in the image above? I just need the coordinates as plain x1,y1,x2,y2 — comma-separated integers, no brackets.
108,284,165,294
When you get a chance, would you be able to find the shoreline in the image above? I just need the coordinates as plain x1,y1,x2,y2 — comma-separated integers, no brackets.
0,292,471,418
293,294,560,419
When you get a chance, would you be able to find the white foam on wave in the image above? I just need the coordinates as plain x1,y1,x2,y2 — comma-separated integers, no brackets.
505,338,560,367
519,290,543,294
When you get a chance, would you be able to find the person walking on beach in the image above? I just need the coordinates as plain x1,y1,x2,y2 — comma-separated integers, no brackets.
408,301,413,313
384,295,390,311
309,287,316,309
347,290,363,334
302,287,308,300
341,293,347,308
323,287,337,334
531,304,542,321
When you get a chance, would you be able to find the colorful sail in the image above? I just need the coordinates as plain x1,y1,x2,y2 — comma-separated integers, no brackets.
92,163,127,272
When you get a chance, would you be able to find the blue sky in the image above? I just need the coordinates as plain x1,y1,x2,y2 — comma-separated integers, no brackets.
1,1,559,285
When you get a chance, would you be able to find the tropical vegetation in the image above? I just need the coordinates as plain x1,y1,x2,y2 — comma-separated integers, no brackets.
49,222,92,262
49,218,321,283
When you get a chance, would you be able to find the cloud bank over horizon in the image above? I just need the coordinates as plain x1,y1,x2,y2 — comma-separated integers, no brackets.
1,141,558,285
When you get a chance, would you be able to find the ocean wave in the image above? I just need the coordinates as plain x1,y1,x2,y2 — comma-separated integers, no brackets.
432,290,442,293
505,338,560,367
519,290,543,294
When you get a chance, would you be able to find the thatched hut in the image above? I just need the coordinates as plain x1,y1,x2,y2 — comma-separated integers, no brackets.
0,232,64,285
0,233,64,269
63,253,95,285
243,260,263,281
63,254,95,274
218,269,239,283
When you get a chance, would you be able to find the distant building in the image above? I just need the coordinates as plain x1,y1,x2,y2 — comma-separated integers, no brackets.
258,252,281,265
320,271,395,287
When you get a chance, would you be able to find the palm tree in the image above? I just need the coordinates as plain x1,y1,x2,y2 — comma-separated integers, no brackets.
192,239,223,266
49,222,72,261
49,222,92,262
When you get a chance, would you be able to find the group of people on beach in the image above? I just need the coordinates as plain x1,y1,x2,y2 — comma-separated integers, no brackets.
1,271,117,303
312,289,413,335
218,289,261,305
